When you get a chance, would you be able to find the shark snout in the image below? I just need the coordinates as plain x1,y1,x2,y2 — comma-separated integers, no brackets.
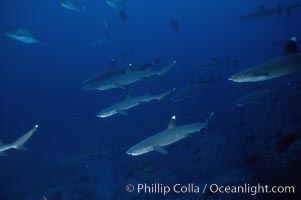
228,76,235,81
228,75,241,82
126,150,135,156
96,112,106,118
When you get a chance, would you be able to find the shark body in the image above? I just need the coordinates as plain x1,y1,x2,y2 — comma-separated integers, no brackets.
239,4,282,21
127,113,214,156
97,61,175,90
5,28,43,44
229,37,301,82
171,82,211,102
97,90,172,118
195,57,223,70
234,89,270,107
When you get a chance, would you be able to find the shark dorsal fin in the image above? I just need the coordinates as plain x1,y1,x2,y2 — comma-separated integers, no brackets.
124,63,133,73
168,116,177,129
282,37,299,55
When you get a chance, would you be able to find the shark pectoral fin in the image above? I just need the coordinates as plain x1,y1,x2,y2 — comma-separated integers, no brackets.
17,146,28,151
117,110,128,115
153,146,169,155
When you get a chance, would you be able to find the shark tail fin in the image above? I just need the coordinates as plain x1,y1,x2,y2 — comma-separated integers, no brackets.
204,112,215,128
12,125,38,151
156,89,174,100
157,61,176,76
282,37,299,55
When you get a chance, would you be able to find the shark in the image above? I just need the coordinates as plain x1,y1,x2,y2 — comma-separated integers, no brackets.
97,90,173,118
234,89,270,107
229,37,301,82
60,0,85,14
58,148,111,165
0,124,38,156
82,59,161,90
82,66,127,90
195,57,223,70
284,3,300,15
87,61,176,91
171,82,212,102
5,28,43,44
238,4,282,21
126,112,214,156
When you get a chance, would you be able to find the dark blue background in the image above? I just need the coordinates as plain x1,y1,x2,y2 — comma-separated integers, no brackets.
0,0,301,199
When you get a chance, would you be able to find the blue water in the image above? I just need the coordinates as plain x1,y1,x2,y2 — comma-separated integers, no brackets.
1,0,301,199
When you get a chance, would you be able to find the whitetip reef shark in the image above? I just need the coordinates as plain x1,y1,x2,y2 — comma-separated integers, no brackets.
127,113,214,156
229,37,301,82
97,89,173,118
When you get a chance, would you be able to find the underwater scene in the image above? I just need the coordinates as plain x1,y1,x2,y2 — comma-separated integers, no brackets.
1,0,301,199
